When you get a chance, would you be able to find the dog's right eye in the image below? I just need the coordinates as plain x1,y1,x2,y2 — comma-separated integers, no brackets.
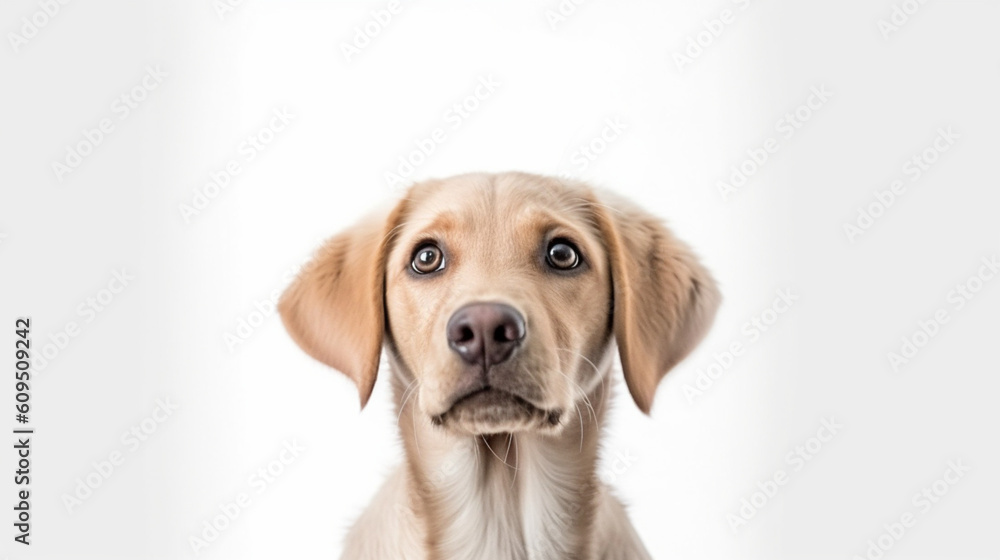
411,243,445,274
546,239,581,270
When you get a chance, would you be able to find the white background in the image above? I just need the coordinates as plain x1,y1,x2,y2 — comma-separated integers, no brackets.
2,0,999,558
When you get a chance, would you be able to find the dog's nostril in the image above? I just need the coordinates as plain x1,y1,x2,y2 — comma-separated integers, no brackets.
493,325,510,342
495,320,525,343
458,326,475,343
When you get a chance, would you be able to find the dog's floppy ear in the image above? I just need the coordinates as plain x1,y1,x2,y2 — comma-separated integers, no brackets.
591,192,720,414
279,202,407,408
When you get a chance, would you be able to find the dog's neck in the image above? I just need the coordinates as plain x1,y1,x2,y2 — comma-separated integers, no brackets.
392,364,610,560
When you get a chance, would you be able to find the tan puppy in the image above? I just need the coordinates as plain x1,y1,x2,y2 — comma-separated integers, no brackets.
280,172,719,560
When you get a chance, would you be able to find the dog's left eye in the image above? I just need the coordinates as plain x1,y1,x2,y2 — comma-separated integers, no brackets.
546,239,580,270
411,243,445,274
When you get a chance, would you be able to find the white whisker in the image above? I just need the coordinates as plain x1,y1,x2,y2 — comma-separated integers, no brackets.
553,348,603,432
396,378,420,427
410,396,422,459
509,434,519,490
481,435,518,471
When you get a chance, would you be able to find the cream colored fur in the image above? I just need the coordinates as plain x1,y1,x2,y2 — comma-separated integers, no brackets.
280,172,719,559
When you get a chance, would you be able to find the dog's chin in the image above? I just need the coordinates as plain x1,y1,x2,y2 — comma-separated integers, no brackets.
431,388,563,436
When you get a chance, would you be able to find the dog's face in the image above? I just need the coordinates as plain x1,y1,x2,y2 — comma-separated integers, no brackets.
279,172,719,436
383,174,612,435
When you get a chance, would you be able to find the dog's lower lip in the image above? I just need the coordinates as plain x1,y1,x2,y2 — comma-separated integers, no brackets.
450,386,531,410
451,386,498,406
432,386,556,427
456,386,544,411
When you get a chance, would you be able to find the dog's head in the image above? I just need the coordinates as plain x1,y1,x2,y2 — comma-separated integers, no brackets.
280,172,719,435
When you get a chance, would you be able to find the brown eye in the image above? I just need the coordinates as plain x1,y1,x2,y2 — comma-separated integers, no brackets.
546,240,580,270
411,243,445,274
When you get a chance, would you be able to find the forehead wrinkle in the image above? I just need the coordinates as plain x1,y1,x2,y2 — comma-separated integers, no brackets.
517,209,582,235
420,212,459,236
401,203,461,241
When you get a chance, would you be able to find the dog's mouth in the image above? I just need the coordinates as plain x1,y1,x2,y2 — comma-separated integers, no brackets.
432,386,562,435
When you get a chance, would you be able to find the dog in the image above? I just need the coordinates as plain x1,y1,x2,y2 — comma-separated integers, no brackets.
279,172,720,560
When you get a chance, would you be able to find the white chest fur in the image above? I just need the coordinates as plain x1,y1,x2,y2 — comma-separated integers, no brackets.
425,434,585,560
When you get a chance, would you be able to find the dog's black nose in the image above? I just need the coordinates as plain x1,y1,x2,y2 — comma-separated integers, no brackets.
446,303,525,367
